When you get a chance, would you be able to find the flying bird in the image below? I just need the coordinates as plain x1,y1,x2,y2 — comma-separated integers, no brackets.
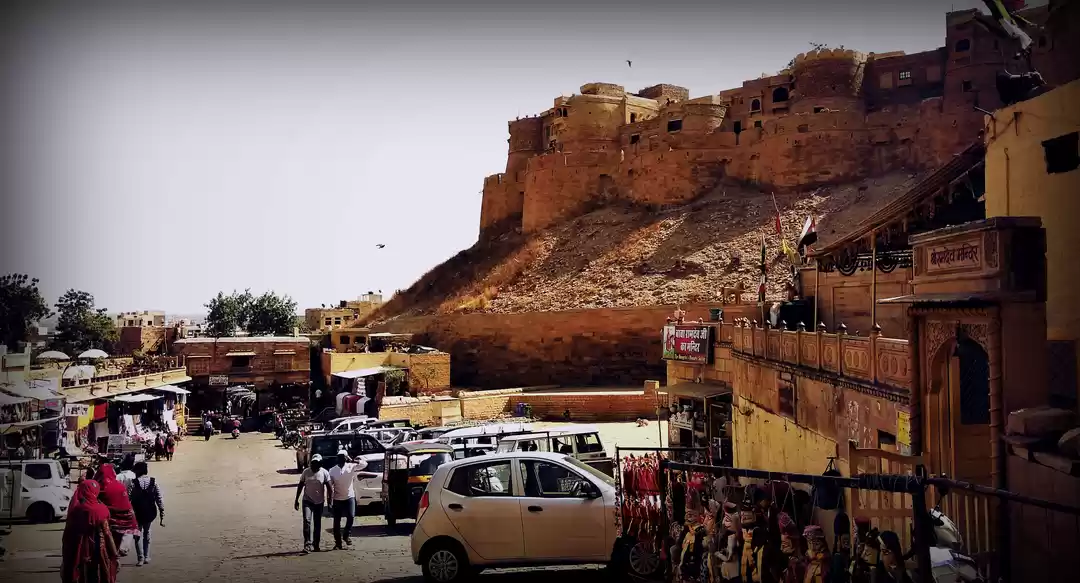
375,244,385,249
626,59,632,68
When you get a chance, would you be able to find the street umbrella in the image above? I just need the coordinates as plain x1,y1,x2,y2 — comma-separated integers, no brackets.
35,350,70,362
77,349,110,360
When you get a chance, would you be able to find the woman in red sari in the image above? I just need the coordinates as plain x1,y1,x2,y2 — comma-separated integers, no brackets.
97,464,139,552
62,480,119,583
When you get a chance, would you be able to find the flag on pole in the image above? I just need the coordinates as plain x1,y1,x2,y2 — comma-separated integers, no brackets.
781,238,799,266
771,193,783,235
758,232,767,303
797,215,818,250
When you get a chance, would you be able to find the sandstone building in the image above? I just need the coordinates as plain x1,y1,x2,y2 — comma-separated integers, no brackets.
479,7,1078,238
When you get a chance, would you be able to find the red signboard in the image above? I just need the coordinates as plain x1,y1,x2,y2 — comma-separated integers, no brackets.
662,325,713,364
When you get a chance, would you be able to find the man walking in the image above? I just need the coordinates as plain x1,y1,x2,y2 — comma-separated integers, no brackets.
327,449,377,550
294,453,332,554
128,461,165,566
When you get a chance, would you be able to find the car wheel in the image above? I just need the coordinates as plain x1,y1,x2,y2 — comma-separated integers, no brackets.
628,541,661,578
27,502,56,524
421,541,468,583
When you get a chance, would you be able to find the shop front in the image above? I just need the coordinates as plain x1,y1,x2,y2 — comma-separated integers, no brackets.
663,382,733,465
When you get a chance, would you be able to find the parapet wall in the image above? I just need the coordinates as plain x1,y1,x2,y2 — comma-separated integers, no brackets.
369,303,759,389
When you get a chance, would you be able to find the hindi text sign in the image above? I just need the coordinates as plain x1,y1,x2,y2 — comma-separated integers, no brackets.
662,325,713,364
927,240,981,273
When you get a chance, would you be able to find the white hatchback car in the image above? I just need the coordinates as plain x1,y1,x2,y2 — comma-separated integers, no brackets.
411,451,619,582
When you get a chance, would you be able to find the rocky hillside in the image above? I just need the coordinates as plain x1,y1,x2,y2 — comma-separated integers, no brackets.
365,172,924,322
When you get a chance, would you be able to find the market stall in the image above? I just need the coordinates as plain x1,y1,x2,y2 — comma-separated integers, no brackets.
662,382,733,465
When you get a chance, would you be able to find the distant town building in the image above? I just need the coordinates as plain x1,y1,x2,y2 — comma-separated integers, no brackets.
304,293,384,332
115,310,166,328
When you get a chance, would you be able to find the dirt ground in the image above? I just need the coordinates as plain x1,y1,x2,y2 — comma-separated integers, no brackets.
0,421,664,583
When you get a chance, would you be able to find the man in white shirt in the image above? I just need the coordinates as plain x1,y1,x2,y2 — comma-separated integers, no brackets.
327,449,378,549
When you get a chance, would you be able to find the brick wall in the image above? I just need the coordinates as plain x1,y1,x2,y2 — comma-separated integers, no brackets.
370,303,758,389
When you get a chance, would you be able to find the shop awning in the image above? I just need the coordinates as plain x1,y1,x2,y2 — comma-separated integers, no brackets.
0,417,61,435
0,393,32,406
111,394,163,403
661,382,731,400
1,379,62,401
154,385,191,395
332,366,402,380
225,351,257,357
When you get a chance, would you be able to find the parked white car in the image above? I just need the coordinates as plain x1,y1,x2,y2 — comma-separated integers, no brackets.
0,465,72,523
411,451,620,582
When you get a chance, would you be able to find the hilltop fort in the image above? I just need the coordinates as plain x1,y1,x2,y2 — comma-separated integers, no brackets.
479,9,1055,238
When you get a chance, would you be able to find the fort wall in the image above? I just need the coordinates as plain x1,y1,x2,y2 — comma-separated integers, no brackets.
476,9,1045,238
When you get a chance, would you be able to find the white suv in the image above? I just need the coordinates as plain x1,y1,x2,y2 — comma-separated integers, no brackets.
410,451,619,582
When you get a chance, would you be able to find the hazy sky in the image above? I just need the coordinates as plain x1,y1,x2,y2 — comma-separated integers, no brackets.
0,0,990,315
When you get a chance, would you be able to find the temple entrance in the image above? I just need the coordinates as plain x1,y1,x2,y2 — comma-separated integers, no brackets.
925,330,992,486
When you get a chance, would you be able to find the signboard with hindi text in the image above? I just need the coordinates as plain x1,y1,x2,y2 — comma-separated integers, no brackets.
662,325,714,364
209,375,229,386
926,240,981,273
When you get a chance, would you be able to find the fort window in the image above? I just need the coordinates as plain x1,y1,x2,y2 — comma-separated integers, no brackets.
1042,132,1079,174
667,119,683,133
899,70,911,80
750,99,761,112
771,87,789,102
733,121,742,134
341,335,350,345
879,72,893,90
1038,36,1048,48
954,38,970,52
813,106,824,113
962,80,973,92
630,134,640,144
754,120,762,129
797,124,809,133
630,113,637,123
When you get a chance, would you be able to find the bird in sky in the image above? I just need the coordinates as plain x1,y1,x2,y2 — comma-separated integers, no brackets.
626,59,632,68
376,244,385,249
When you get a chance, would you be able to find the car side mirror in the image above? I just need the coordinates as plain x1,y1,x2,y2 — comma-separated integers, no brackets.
572,480,600,499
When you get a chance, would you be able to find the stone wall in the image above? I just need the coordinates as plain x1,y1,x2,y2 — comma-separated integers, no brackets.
370,303,758,389
476,8,1080,240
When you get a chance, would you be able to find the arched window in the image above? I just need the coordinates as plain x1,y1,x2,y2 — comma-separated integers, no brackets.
954,38,971,52
750,98,761,112
772,87,789,102
957,338,990,425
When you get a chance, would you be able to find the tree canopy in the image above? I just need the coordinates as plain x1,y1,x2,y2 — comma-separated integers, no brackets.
0,274,51,349
204,289,298,337
50,289,118,355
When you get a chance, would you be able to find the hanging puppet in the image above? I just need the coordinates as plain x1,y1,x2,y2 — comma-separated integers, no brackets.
849,518,880,583
741,488,765,582
717,501,742,583
875,531,912,583
778,512,806,583
803,525,829,583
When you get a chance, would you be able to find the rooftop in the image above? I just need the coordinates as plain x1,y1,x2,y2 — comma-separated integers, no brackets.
174,336,311,344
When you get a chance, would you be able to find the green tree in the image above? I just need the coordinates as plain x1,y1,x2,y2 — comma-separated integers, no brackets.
204,290,252,338
0,274,51,349
50,289,118,354
247,291,298,336
204,289,296,337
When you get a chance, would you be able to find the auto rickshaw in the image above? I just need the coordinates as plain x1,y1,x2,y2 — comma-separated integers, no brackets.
381,442,454,528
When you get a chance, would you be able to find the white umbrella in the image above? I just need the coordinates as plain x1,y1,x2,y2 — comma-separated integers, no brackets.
77,349,110,360
36,350,70,362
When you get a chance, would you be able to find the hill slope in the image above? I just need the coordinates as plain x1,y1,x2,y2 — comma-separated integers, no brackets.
366,173,923,322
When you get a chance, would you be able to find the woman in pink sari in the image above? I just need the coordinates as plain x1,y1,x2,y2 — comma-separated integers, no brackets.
97,464,139,552
62,480,119,583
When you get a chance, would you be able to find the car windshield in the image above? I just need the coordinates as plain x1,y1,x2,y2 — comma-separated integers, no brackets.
312,437,351,458
563,455,615,486
410,453,453,476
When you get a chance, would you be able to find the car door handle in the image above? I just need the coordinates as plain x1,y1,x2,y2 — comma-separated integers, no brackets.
448,503,463,511
527,505,543,513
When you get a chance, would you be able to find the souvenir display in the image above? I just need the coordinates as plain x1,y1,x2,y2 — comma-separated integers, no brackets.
830,513,852,583
803,525,829,583
716,502,742,583
778,512,806,583
616,453,665,563
850,518,880,583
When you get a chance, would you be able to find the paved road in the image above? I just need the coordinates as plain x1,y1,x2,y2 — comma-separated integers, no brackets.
0,423,661,583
